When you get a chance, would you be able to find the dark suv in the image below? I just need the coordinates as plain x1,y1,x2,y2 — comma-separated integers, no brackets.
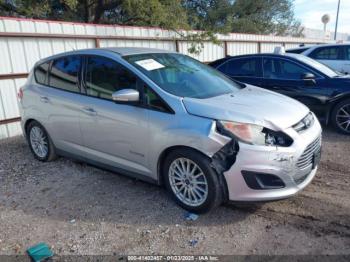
210,53,350,134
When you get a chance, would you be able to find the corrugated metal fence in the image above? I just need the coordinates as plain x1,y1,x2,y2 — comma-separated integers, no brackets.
0,16,326,139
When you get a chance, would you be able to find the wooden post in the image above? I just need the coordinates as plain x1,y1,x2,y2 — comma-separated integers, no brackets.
224,41,228,57
175,40,180,52
0,117,21,126
257,42,262,53
95,38,100,48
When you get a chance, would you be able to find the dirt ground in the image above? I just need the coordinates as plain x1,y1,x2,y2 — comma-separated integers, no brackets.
0,127,349,256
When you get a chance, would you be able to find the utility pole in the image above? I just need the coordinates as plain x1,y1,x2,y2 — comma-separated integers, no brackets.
334,0,340,40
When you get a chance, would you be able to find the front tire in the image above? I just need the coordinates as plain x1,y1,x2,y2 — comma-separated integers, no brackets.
27,121,57,161
331,99,350,135
163,149,223,213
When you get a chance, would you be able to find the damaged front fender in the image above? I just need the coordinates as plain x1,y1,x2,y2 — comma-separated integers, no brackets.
210,121,240,174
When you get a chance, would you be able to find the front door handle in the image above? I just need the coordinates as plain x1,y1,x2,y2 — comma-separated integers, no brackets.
40,96,50,103
82,107,97,116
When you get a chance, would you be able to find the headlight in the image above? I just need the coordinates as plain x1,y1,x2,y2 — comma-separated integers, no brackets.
217,120,293,147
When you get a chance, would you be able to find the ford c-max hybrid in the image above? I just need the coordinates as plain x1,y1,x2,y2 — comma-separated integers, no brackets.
18,48,322,212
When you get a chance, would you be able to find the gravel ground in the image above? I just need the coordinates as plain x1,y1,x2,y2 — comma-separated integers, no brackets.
0,127,349,256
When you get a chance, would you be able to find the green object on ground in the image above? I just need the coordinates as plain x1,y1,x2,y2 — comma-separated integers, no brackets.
27,242,54,262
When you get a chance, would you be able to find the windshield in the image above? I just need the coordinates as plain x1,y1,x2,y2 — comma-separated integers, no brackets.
123,53,241,99
290,54,338,78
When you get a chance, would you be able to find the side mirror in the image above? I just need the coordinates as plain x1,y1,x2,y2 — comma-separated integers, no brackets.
301,73,316,86
112,89,139,102
301,72,315,80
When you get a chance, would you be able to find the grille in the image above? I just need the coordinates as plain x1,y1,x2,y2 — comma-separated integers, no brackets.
296,136,321,170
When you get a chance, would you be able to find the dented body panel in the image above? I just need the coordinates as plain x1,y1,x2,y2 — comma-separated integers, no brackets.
223,114,321,201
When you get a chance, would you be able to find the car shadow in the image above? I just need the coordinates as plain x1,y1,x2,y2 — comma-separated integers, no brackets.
321,125,350,143
0,137,255,227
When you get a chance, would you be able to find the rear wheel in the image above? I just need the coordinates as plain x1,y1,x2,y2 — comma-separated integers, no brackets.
163,149,223,213
27,121,57,161
331,99,350,135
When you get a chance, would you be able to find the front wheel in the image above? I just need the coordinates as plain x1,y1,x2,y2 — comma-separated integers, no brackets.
331,99,350,135
163,149,224,213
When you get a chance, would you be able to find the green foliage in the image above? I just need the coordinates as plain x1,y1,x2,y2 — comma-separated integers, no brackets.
0,0,303,53
231,0,302,36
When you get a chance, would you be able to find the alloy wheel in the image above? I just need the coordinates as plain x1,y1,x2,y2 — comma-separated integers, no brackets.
336,104,350,133
29,126,48,158
168,157,208,207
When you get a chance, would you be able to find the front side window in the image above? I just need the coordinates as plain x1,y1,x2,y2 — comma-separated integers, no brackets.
34,61,50,85
263,58,309,80
49,56,81,93
143,85,170,112
85,56,137,100
310,47,341,60
220,58,260,77
123,53,241,99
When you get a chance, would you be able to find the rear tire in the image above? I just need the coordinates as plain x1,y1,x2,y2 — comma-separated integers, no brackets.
331,99,350,135
163,148,223,213
26,121,57,161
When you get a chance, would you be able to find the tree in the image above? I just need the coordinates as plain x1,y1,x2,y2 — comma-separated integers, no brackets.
0,0,303,53
230,0,303,36
182,0,302,37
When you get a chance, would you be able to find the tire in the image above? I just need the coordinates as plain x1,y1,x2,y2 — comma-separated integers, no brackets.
26,120,57,161
331,99,350,135
163,148,224,213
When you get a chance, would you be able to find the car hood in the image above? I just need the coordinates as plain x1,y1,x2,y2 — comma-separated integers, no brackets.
183,85,309,130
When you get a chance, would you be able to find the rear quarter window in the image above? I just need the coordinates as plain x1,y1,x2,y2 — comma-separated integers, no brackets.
34,61,50,85
219,57,261,77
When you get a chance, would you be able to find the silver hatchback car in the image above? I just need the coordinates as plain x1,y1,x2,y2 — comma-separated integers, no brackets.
19,48,322,212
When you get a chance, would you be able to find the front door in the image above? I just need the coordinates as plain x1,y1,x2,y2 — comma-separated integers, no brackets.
79,55,151,176
260,57,328,117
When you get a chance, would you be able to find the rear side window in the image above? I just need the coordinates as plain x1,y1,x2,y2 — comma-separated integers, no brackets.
49,56,81,93
219,58,261,77
85,56,137,100
310,46,341,60
34,62,50,85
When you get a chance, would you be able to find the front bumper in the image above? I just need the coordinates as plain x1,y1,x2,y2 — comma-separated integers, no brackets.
223,114,322,202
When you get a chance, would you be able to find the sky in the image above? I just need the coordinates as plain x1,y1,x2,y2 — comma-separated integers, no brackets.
293,0,350,33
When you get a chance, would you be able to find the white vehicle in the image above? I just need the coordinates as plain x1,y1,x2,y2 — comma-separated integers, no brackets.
286,44,350,75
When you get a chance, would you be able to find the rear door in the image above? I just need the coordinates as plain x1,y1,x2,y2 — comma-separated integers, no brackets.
260,56,327,115
39,55,85,155
216,57,263,86
78,55,151,175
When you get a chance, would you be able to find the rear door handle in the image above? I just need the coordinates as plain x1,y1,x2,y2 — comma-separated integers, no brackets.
82,107,97,116
40,96,50,103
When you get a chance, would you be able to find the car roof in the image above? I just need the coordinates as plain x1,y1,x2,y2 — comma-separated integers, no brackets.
210,52,302,62
35,47,176,66
286,46,314,51
102,47,175,56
